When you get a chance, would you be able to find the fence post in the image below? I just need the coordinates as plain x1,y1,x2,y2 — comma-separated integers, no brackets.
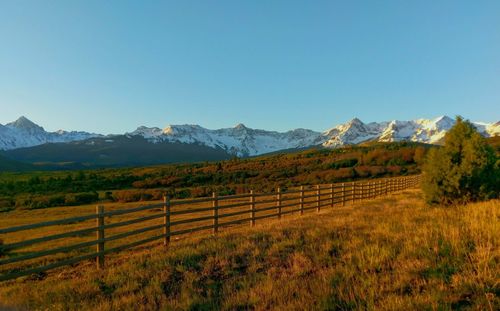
300,186,304,215
316,185,321,212
341,183,345,206
276,187,282,219
212,192,218,234
250,190,255,227
352,182,356,204
163,195,171,246
96,205,105,269
329,184,334,207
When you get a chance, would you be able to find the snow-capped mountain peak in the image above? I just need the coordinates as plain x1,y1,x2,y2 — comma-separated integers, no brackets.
234,123,247,130
130,126,163,139
322,118,382,147
0,117,100,150
7,116,45,133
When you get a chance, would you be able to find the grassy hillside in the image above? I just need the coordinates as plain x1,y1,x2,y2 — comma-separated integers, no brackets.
0,190,497,310
0,142,428,210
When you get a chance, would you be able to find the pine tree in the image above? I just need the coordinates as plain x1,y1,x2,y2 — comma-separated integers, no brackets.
422,117,499,205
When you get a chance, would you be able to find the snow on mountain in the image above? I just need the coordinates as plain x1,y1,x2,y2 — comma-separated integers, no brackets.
487,122,500,136
321,118,387,148
0,116,100,150
127,116,498,156
322,116,498,146
129,123,321,156
127,116,499,156
1,115,498,156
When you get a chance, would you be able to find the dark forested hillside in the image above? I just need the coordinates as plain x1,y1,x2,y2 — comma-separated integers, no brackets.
2,135,233,168
0,154,34,172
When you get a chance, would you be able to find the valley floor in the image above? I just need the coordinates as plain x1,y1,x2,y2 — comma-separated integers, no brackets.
0,190,498,310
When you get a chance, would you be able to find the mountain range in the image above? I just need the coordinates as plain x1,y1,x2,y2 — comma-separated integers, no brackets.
127,116,499,156
0,115,498,169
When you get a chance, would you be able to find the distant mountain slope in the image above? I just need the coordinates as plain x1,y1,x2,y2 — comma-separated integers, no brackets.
3,135,232,168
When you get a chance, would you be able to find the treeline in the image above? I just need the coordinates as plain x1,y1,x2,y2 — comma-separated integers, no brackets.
4,192,99,211
0,142,430,210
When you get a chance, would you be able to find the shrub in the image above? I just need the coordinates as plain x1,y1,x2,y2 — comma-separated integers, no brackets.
422,117,499,205
16,194,66,210
64,192,99,206
328,158,358,169
0,197,15,209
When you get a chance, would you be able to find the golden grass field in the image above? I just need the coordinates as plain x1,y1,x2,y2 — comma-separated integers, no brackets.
0,189,498,310
0,187,333,277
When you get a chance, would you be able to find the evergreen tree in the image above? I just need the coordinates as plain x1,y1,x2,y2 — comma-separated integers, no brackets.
422,117,499,205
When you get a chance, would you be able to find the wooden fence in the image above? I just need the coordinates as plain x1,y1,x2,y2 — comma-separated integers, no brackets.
0,174,421,282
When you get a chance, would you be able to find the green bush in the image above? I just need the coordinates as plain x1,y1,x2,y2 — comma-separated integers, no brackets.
422,117,499,205
328,158,358,169
64,192,99,206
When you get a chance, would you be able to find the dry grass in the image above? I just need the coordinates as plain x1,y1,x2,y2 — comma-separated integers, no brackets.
0,189,323,275
0,190,498,310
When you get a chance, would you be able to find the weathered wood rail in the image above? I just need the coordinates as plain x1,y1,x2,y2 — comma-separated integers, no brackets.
0,175,421,282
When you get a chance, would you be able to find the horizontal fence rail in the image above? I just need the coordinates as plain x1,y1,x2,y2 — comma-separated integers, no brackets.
0,175,421,282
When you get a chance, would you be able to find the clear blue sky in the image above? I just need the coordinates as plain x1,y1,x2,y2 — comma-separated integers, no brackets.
1,1,499,134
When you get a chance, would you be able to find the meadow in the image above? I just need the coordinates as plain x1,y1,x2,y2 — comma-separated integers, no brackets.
0,189,498,310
